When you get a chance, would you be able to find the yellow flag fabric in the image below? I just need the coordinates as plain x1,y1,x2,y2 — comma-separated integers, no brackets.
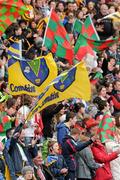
27,62,91,120
8,53,58,96
103,12,120,22
37,17,49,31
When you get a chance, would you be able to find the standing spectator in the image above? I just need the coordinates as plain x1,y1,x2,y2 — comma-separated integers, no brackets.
87,119,120,180
61,128,95,180
57,111,77,145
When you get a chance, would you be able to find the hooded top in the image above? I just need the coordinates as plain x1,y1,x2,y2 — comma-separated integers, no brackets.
56,122,70,145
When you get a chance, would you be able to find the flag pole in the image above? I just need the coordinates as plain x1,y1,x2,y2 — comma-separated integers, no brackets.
88,14,100,40
42,8,53,47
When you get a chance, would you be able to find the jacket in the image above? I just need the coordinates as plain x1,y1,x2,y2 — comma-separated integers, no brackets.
76,147,100,179
56,122,70,145
8,123,37,174
46,154,68,180
105,140,120,180
42,104,64,138
91,141,118,180
61,135,93,172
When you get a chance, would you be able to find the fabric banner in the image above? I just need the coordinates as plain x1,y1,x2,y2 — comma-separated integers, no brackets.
0,0,28,36
8,53,58,96
27,62,91,120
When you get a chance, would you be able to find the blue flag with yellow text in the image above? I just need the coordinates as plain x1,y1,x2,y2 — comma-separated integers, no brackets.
8,42,58,96
27,62,91,120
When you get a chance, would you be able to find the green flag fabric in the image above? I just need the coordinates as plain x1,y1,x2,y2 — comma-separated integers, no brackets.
0,0,28,36
44,10,74,65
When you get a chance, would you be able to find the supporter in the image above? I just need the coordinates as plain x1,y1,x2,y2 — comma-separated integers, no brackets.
74,102,86,127
0,142,5,180
17,166,36,180
94,4,115,39
8,25,30,56
57,111,77,145
87,1,97,17
41,102,65,139
87,119,120,180
46,140,68,179
61,128,95,180
76,124,103,180
105,113,120,180
112,80,120,115
8,122,38,177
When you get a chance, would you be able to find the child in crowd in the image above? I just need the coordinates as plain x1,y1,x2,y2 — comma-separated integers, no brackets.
46,141,68,180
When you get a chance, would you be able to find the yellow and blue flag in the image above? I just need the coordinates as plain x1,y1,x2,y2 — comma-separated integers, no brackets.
7,42,58,96
27,61,91,120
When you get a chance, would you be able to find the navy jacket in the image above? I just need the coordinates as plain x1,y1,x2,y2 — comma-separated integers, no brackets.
46,154,68,180
61,135,93,171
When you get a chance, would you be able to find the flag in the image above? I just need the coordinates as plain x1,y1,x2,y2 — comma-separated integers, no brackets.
87,36,119,52
0,112,11,137
74,34,95,60
102,12,120,22
8,42,58,96
0,0,28,36
73,19,83,34
44,10,74,65
74,15,99,61
81,15,100,40
26,62,91,120
98,112,115,143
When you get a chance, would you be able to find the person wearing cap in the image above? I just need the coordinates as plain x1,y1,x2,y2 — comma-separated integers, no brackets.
86,118,120,180
17,166,36,180
61,128,96,180
75,123,103,180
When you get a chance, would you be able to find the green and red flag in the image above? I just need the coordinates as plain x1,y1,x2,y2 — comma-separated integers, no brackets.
0,112,11,137
98,112,115,143
81,15,100,40
0,0,28,36
87,37,119,52
74,34,94,60
73,19,83,34
43,10,74,65
74,15,99,61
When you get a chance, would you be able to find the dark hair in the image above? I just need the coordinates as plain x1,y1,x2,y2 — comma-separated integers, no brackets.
97,85,106,93
115,114,120,128
74,103,85,113
0,82,7,92
114,79,120,86
65,111,76,122
6,98,16,109
21,94,32,107
97,100,107,111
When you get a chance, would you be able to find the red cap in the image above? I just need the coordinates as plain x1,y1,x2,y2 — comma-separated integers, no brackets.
85,118,99,129
74,123,84,131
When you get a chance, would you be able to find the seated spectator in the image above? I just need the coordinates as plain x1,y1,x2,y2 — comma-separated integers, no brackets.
17,166,36,180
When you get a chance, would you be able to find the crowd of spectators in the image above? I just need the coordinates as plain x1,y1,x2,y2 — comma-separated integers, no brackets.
0,0,120,179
